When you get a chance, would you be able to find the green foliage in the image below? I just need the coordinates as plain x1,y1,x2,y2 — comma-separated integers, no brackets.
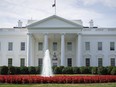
15,67,21,74
111,67,116,75
53,66,64,74
92,67,97,74
20,67,29,74
97,67,107,75
8,66,16,75
107,66,113,74
0,66,115,75
0,66,8,75
28,66,36,74
73,67,80,74
53,67,60,74
80,67,91,74
62,67,73,74
59,66,64,74
35,66,41,74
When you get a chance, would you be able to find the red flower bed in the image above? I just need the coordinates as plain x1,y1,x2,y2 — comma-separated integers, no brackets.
0,75,116,84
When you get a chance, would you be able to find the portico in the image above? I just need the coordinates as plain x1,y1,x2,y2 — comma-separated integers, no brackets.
26,33,82,67
26,15,83,67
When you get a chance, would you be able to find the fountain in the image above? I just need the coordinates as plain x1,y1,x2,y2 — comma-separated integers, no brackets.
41,49,53,77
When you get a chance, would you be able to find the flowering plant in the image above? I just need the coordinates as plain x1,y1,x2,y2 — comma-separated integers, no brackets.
0,75,116,84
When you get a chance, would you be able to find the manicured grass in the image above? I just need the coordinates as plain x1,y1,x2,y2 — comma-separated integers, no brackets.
0,83,116,87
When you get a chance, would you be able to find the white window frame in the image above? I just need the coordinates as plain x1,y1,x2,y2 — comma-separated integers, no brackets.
8,42,13,51
85,42,90,51
21,42,25,51
38,58,43,67
38,42,43,51
98,58,103,66
67,42,72,51
98,42,102,51
20,58,25,67
8,58,12,66
110,42,115,51
111,58,115,66
53,42,57,51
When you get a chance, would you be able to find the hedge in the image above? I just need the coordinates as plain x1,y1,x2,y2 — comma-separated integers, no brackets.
0,66,116,75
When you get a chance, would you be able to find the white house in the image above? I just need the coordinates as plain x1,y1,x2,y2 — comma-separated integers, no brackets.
0,15,116,67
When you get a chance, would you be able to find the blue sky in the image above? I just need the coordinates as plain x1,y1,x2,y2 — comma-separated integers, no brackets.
0,0,116,28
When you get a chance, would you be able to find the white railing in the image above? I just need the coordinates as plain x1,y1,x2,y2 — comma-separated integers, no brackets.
83,28,116,32
0,28,27,32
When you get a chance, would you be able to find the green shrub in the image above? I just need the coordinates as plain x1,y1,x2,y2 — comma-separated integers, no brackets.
73,67,80,74
53,67,60,74
0,66,8,75
62,67,73,74
59,66,64,74
107,66,113,75
20,67,29,74
53,66,64,74
111,67,116,75
15,67,21,74
80,67,91,74
28,66,36,74
0,66,115,75
97,67,107,75
52,66,56,71
92,67,97,74
35,66,41,74
8,66,16,75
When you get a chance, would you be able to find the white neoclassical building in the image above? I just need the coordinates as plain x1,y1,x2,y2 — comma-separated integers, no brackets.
0,15,116,67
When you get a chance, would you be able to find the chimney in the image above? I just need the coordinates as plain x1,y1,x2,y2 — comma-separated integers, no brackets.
89,20,94,28
18,20,22,28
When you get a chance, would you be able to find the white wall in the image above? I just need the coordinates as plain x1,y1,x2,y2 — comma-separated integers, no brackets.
0,26,116,67
0,35,27,66
82,35,116,66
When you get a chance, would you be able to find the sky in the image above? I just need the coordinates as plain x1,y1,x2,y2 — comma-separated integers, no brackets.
0,0,116,28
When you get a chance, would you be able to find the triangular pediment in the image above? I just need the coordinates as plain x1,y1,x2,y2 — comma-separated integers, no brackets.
27,15,83,29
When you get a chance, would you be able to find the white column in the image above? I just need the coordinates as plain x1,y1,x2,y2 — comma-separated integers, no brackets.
61,33,65,66
27,33,32,67
76,33,82,66
44,33,48,52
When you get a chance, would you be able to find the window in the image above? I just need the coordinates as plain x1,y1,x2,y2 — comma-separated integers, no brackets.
98,58,103,66
67,42,72,51
8,58,12,66
21,42,25,51
38,42,43,51
110,42,115,51
86,58,90,66
111,58,115,66
98,42,102,51
67,58,72,66
38,58,43,67
53,42,57,51
20,58,25,67
8,42,13,51
85,42,90,51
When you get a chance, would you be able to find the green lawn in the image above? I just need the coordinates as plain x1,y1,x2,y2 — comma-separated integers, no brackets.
0,83,116,87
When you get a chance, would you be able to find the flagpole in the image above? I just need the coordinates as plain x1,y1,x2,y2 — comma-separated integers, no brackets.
52,0,56,15
55,0,56,15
